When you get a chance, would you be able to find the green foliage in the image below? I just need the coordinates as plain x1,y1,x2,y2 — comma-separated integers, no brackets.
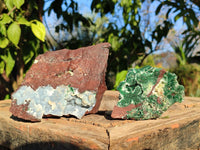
152,21,173,43
190,89,200,97
1,50,15,77
108,33,121,51
156,0,200,58
0,0,46,48
0,0,47,99
47,0,199,90
17,17,30,26
0,37,9,48
7,22,21,47
172,43,187,66
170,64,200,97
90,0,154,88
47,0,92,35
91,0,116,15
31,20,46,42
140,55,156,67
169,37,200,97
114,70,128,90
0,14,12,24
13,0,24,9
182,29,200,57
5,0,14,11
156,0,199,28
0,0,199,99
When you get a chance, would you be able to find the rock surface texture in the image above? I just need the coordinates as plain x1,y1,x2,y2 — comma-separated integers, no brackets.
10,43,110,121
111,66,185,120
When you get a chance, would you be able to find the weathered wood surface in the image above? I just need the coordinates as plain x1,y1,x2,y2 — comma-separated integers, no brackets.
0,91,200,150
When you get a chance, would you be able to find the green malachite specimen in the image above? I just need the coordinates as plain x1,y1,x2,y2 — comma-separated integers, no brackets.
111,66,185,120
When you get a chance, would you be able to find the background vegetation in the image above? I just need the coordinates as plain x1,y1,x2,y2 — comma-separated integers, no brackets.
0,0,200,99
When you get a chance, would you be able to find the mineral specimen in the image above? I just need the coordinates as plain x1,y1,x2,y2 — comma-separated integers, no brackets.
111,66,185,120
10,43,110,121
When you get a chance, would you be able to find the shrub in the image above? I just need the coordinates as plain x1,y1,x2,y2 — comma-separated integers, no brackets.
170,64,200,97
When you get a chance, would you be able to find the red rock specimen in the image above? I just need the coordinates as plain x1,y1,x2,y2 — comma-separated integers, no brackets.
10,43,110,121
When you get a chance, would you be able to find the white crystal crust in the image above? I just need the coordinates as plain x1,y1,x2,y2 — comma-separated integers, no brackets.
12,85,96,119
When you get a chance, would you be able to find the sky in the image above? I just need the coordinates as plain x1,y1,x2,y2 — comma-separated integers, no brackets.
43,0,93,48
78,0,92,14
43,0,191,53
44,0,92,15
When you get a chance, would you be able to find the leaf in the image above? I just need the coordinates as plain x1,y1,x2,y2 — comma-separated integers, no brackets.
7,22,21,46
31,20,46,42
49,0,63,18
13,0,24,9
17,17,31,26
6,51,15,77
155,3,163,15
164,1,178,7
188,9,198,27
166,8,172,18
91,0,101,12
114,70,128,89
108,33,121,51
0,24,7,36
174,15,180,22
0,60,5,74
4,94,10,99
0,37,9,48
1,50,15,77
5,0,14,11
24,50,34,65
55,25,59,33
0,14,12,24
174,11,185,22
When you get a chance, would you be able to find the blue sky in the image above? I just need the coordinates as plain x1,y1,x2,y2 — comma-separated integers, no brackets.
78,0,92,14
44,0,92,14
44,0,189,53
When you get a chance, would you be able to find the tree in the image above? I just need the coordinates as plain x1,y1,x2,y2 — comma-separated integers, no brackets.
155,0,200,58
44,0,92,50
90,0,174,88
0,0,46,99
0,0,93,99
90,0,199,89
1,0,200,99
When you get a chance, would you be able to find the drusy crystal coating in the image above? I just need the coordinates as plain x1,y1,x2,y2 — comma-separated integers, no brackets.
11,85,96,120
111,66,185,120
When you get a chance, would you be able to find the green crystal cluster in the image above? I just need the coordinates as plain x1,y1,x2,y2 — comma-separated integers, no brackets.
117,66,185,120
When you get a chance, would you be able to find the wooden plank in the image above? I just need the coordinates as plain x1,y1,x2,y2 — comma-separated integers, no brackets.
108,96,200,150
1,91,200,150
0,100,108,150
